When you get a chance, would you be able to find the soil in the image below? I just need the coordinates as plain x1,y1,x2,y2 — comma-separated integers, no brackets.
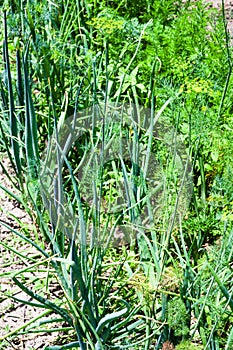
0,157,63,349
1,1,233,349
208,0,233,33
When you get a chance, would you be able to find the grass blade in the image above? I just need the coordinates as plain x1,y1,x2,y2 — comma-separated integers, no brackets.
23,42,39,178
3,11,21,178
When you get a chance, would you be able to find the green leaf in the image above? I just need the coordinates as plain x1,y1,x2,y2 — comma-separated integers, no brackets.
44,342,80,349
3,11,21,178
208,262,233,311
96,307,129,335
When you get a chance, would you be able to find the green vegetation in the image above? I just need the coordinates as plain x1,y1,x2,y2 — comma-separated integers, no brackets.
0,0,233,349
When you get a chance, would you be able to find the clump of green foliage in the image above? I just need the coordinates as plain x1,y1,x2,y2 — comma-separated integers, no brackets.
1,0,233,349
167,298,190,339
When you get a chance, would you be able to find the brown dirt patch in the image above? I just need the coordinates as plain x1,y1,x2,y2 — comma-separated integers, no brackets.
0,157,64,349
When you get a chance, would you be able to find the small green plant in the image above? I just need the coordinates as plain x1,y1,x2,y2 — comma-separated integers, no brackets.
176,340,203,350
167,298,190,339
